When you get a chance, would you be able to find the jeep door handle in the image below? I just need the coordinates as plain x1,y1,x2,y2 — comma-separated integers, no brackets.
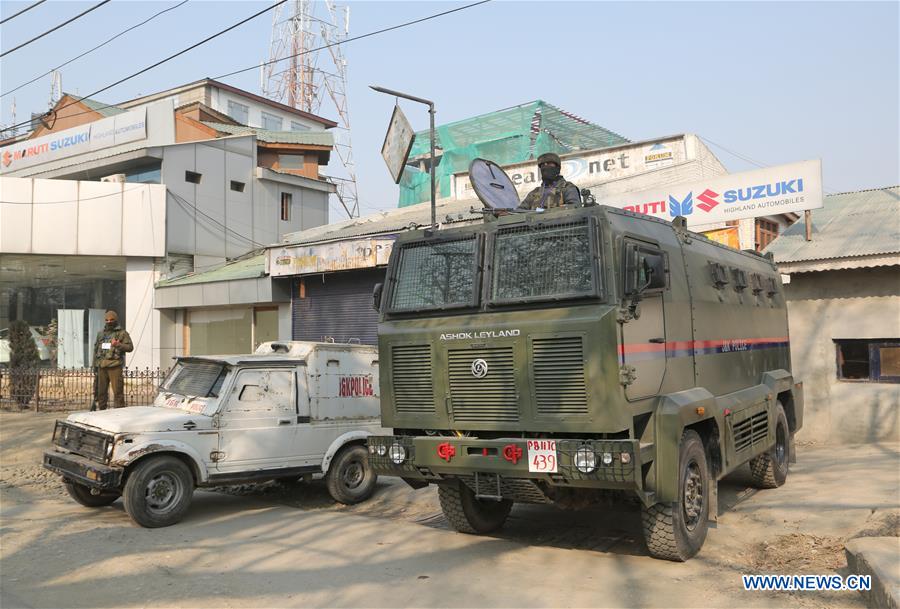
649,337,666,344
278,418,292,425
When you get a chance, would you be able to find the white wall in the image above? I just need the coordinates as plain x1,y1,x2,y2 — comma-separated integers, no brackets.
209,88,327,132
0,178,166,256
125,257,160,369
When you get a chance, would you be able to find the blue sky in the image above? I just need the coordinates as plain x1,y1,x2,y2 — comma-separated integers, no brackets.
1,1,898,218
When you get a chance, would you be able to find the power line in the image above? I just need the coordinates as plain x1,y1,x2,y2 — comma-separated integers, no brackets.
0,0,112,58
215,0,493,80
4,0,491,132
0,0,46,25
1,0,191,100
3,0,286,132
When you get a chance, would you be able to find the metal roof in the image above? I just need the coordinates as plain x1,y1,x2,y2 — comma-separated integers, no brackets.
764,186,900,264
281,197,484,246
69,95,124,117
202,122,334,146
156,253,266,288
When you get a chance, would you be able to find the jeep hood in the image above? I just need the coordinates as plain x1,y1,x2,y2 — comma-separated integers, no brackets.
67,407,214,434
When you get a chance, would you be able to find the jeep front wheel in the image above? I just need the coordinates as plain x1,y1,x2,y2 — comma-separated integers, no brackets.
642,430,710,561
65,481,120,507
123,456,194,528
438,480,513,535
326,444,377,504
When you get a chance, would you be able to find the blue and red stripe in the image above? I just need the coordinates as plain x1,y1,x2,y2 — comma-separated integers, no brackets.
619,337,789,361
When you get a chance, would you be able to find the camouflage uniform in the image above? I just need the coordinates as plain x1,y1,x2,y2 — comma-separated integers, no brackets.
93,319,133,409
519,177,582,210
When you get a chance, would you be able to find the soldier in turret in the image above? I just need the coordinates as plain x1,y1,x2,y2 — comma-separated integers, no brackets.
519,152,581,210
92,310,133,409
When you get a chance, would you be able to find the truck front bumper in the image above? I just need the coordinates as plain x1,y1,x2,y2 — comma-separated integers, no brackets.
368,435,643,491
43,450,123,490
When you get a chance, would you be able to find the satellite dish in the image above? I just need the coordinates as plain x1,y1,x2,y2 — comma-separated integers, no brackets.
469,158,521,210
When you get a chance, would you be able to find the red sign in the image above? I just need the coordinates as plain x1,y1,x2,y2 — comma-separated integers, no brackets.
502,444,523,465
437,442,456,462
339,375,374,397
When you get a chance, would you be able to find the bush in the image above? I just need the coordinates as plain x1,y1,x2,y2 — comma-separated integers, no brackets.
9,320,39,408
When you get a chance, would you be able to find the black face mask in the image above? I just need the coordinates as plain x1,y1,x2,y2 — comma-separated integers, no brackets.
105,321,116,329
540,166,560,183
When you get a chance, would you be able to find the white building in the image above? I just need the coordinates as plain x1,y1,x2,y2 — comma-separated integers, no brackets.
0,80,337,369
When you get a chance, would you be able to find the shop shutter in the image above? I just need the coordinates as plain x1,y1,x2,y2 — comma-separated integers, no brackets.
292,269,385,345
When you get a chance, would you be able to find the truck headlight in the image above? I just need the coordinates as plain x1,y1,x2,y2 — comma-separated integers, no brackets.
376,444,387,457
574,447,597,473
601,452,613,466
389,443,407,465
620,452,632,465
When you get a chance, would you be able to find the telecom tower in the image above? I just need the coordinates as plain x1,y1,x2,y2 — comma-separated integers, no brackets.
262,0,359,218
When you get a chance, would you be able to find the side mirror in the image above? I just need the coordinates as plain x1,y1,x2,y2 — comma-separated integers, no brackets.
372,283,384,312
642,253,666,291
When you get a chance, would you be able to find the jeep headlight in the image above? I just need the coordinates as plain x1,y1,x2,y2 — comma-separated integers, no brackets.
574,447,597,474
105,441,114,459
389,443,407,465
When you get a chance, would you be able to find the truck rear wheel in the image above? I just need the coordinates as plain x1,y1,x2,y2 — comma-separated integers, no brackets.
642,430,709,561
326,444,377,504
749,402,790,489
123,456,194,528
438,480,512,535
64,481,120,507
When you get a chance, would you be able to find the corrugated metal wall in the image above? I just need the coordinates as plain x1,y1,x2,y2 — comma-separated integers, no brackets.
292,269,385,345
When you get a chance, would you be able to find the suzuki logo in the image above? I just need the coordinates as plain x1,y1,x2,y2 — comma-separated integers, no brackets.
696,189,720,212
2,150,11,167
471,358,488,378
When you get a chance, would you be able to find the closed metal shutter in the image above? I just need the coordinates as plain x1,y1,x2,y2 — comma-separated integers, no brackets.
292,269,385,345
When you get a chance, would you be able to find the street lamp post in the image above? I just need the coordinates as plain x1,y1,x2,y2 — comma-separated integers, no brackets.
370,85,436,228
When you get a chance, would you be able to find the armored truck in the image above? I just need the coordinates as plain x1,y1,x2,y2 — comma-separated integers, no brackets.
44,341,384,528
368,160,803,561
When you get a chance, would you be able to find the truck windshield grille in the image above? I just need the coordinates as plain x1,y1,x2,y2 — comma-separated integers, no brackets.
389,236,478,312
491,220,596,303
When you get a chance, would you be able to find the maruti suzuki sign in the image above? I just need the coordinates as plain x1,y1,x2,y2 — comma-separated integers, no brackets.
601,159,823,226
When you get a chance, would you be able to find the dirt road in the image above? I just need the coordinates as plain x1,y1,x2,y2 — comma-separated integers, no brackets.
1,411,897,608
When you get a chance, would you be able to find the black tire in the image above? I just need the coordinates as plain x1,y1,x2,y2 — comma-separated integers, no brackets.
64,481,120,507
123,456,194,528
326,444,377,505
642,430,710,561
749,402,790,489
438,479,513,535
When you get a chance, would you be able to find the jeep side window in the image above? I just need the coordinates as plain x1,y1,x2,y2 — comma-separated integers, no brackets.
624,242,667,295
225,369,294,414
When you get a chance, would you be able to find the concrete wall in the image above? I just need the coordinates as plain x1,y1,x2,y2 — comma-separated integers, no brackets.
124,257,160,369
784,266,900,443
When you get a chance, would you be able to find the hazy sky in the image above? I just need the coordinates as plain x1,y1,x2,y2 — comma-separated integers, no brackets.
1,1,898,220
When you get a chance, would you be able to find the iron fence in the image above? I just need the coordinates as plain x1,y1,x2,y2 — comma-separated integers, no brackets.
0,367,169,412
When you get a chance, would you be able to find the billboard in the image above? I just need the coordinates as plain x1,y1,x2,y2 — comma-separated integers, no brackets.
1,107,147,173
451,135,689,201
380,105,415,184
601,159,823,226
268,237,396,277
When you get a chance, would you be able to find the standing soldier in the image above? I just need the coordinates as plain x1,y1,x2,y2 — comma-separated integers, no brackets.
93,310,133,409
519,152,582,210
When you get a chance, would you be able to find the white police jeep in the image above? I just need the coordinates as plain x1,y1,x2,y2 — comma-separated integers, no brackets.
43,341,384,527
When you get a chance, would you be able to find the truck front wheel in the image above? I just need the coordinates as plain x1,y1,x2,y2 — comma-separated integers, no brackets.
326,444,377,504
123,456,194,528
64,481,120,507
642,430,710,561
438,480,512,535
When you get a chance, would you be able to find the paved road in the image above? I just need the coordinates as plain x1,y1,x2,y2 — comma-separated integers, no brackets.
1,412,896,608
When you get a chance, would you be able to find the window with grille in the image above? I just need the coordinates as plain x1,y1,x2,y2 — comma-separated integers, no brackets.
756,219,779,251
490,220,597,303
388,236,479,312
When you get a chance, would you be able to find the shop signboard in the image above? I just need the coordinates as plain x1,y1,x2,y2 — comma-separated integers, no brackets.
451,135,688,200
602,159,823,226
0,107,147,173
380,105,415,184
268,237,396,277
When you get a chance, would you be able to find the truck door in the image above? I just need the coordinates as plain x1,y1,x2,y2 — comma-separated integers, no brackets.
216,368,301,475
621,241,668,400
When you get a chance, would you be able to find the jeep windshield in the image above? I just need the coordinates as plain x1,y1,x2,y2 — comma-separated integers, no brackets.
161,360,228,399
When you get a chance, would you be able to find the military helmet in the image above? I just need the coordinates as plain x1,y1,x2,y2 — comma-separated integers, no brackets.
537,152,561,167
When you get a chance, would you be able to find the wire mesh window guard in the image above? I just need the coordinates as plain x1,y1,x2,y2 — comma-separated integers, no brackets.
491,221,596,302
389,236,478,312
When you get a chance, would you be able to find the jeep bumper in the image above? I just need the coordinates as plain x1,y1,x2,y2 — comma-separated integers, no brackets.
43,450,123,490
368,435,643,491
